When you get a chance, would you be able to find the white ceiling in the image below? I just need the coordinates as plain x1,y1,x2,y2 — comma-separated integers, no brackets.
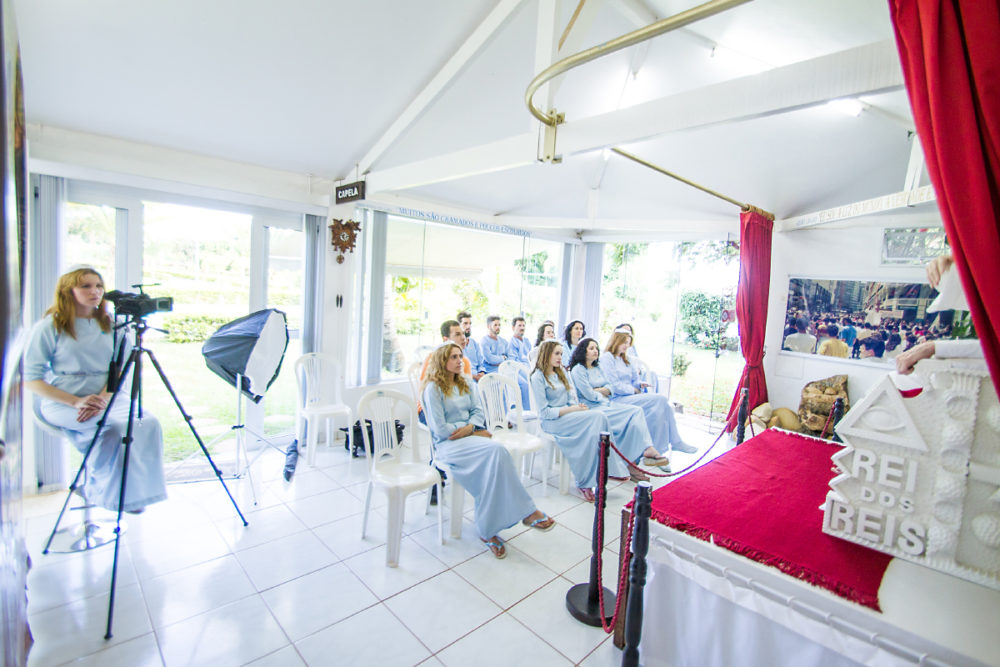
14,0,933,234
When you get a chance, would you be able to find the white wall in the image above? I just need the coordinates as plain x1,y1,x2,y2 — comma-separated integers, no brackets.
763,219,936,412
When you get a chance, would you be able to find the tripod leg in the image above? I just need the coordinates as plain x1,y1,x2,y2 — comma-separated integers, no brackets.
144,348,248,526
43,349,139,555
105,348,143,640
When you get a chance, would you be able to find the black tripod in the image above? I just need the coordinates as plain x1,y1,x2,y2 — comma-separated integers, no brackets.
42,313,249,640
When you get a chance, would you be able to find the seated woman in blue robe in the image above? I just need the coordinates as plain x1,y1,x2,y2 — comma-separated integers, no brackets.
561,320,586,366
422,342,554,559
568,338,670,478
615,322,658,393
530,340,611,502
600,330,698,455
528,321,556,367
24,267,167,513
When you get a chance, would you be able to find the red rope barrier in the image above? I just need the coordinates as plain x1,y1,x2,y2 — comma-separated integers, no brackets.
589,426,730,634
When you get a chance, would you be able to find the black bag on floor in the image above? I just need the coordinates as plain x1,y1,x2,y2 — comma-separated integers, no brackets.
340,419,405,458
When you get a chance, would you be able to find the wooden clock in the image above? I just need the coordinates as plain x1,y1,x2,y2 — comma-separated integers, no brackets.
329,219,361,264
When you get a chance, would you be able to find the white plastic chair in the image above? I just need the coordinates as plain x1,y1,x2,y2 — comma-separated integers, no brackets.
406,361,432,443
477,374,553,488
357,389,443,567
498,360,539,426
31,397,117,551
294,353,353,467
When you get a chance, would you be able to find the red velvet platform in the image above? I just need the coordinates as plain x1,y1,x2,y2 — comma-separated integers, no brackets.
647,429,892,610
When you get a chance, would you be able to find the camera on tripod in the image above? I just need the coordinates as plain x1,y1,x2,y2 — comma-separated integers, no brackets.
105,287,173,318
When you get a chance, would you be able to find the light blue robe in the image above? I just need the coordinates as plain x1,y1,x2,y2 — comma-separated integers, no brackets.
508,336,531,364
529,369,610,489
25,315,167,512
626,345,659,392
464,338,485,375
600,351,685,449
561,340,578,367
422,379,536,539
479,335,508,373
570,364,652,475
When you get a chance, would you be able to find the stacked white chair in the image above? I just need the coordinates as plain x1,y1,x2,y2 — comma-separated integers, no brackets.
497,361,570,493
477,373,558,492
357,389,443,567
293,353,353,466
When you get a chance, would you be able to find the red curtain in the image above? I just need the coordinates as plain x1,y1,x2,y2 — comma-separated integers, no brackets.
889,0,1000,398
725,210,773,432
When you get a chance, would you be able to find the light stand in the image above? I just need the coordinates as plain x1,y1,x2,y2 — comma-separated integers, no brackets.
41,313,249,640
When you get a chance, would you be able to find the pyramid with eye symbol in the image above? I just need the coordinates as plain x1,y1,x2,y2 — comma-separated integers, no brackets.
822,360,1000,590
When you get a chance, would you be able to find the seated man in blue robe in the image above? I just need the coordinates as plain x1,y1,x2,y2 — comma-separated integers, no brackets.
457,310,485,380
479,315,508,374
508,316,531,363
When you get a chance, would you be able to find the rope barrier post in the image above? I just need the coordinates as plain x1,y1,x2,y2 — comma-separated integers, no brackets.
566,432,615,626
831,397,845,443
622,481,652,667
735,387,749,445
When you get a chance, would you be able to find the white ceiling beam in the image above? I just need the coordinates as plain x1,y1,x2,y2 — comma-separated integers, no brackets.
367,39,902,193
547,0,605,104
777,185,937,231
558,38,903,156
357,0,526,175
613,0,657,26
533,0,560,129
366,132,537,193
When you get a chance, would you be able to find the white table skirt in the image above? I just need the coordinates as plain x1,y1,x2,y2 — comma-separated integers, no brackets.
636,526,999,667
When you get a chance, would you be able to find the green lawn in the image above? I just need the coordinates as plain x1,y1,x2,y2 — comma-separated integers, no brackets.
667,342,744,422
138,338,299,461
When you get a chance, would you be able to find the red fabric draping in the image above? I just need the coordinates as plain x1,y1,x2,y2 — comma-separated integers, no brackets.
889,0,1000,399
647,429,893,610
725,210,773,431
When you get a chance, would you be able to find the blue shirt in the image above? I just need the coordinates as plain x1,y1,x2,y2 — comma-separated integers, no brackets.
839,325,857,348
464,338,485,375
598,352,641,397
508,336,531,364
480,335,508,373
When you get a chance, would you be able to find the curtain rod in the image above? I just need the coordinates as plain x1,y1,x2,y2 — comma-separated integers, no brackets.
611,148,775,221
525,0,753,126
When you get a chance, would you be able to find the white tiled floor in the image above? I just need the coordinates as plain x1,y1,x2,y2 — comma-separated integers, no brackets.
23,416,731,666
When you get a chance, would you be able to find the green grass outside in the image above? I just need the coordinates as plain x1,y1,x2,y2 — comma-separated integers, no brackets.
139,338,300,461
667,342,744,422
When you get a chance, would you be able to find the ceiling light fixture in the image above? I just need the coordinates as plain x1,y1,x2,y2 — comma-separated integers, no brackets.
827,98,865,117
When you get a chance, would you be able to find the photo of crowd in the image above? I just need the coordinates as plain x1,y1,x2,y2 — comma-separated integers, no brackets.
781,277,954,361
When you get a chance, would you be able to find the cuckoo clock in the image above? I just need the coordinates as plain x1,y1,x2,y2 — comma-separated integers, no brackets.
329,219,360,264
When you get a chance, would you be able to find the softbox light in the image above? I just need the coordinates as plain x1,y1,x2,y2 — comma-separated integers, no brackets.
202,309,289,403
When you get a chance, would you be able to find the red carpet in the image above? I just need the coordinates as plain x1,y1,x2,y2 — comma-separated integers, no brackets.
648,429,892,610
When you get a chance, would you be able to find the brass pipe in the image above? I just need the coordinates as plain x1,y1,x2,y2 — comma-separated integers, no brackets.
525,0,754,126
611,148,775,220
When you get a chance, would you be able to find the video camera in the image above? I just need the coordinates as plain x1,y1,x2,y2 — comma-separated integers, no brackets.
105,286,174,318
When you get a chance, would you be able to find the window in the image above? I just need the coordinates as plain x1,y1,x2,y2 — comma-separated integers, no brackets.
64,202,116,287
882,227,948,265
599,239,742,425
263,226,304,436
379,215,563,377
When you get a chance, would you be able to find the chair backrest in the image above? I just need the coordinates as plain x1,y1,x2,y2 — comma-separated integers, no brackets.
31,395,66,440
498,359,533,410
294,353,345,410
356,389,418,470
477,374,525,434
406,361,423,404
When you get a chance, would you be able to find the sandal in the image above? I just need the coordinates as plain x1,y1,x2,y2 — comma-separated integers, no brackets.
523,513,555,532
629,469,650,483
482,536,507,559
642,454,670,468
579,487,595,502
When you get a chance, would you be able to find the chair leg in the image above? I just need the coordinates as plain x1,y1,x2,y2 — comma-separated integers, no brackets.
449,481,464,539
307,417,319,467
559,456,570,495
385,488,405,568
436,482,444,545
360,481,373,539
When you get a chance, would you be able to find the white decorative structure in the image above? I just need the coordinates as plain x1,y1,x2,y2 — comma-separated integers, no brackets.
822,359,1000,589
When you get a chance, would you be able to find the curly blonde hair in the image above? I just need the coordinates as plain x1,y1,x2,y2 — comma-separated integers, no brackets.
422,342,471,396
46,267,112,338
604,331,633,365
532,340,571,391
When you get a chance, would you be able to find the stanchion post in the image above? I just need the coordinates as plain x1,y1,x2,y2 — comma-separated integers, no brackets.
735,387,749,445
831,397,845,443
566,432,615,626
622,481,652,667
